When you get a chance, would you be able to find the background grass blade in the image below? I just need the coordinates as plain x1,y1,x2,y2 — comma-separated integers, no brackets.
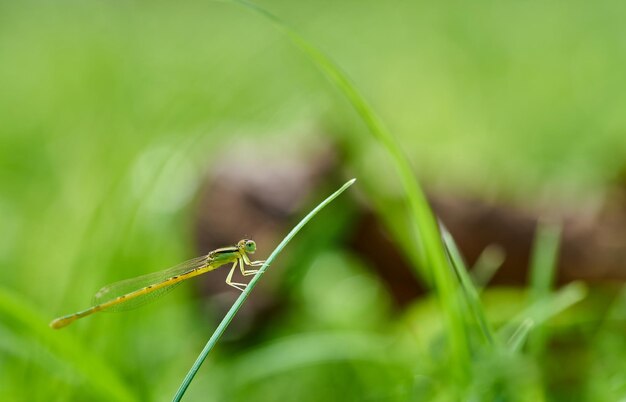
172,178,356,402
498,281,587,351
441,225,495,348
527,221,562,354
471,245,506,292
0,288,137,402
233,0,470,381
506,318,535,354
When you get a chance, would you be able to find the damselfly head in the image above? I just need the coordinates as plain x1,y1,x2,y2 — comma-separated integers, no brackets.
238,239,257,254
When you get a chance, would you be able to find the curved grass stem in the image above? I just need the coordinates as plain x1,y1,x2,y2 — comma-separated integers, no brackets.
172,178,356,401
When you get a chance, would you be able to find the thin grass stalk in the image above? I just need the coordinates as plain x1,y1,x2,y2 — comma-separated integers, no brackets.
172,178,356,401
528,221,562,354
498,281,587,351
441,225,495,347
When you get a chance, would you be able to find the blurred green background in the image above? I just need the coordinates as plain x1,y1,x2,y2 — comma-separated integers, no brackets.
2,0,626,401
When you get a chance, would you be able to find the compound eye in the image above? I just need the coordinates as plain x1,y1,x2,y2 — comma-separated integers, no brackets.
245,240,256,252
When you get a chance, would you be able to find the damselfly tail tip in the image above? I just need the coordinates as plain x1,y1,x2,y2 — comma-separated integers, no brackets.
49,316,72,329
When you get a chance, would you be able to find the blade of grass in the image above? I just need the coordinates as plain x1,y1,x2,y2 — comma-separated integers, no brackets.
506,318,535,354
527,220,561,354
498,281,587,352
172,178,356,402
471,244,506,292
232,0,470,381
0,287,137,402
441,225,495,348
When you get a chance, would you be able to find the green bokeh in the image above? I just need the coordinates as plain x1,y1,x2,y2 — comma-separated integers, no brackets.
1,1,626,401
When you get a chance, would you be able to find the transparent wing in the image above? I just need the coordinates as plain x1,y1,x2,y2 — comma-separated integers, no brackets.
92,255,210,312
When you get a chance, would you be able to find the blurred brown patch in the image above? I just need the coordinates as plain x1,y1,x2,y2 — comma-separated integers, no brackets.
194,140,626,314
